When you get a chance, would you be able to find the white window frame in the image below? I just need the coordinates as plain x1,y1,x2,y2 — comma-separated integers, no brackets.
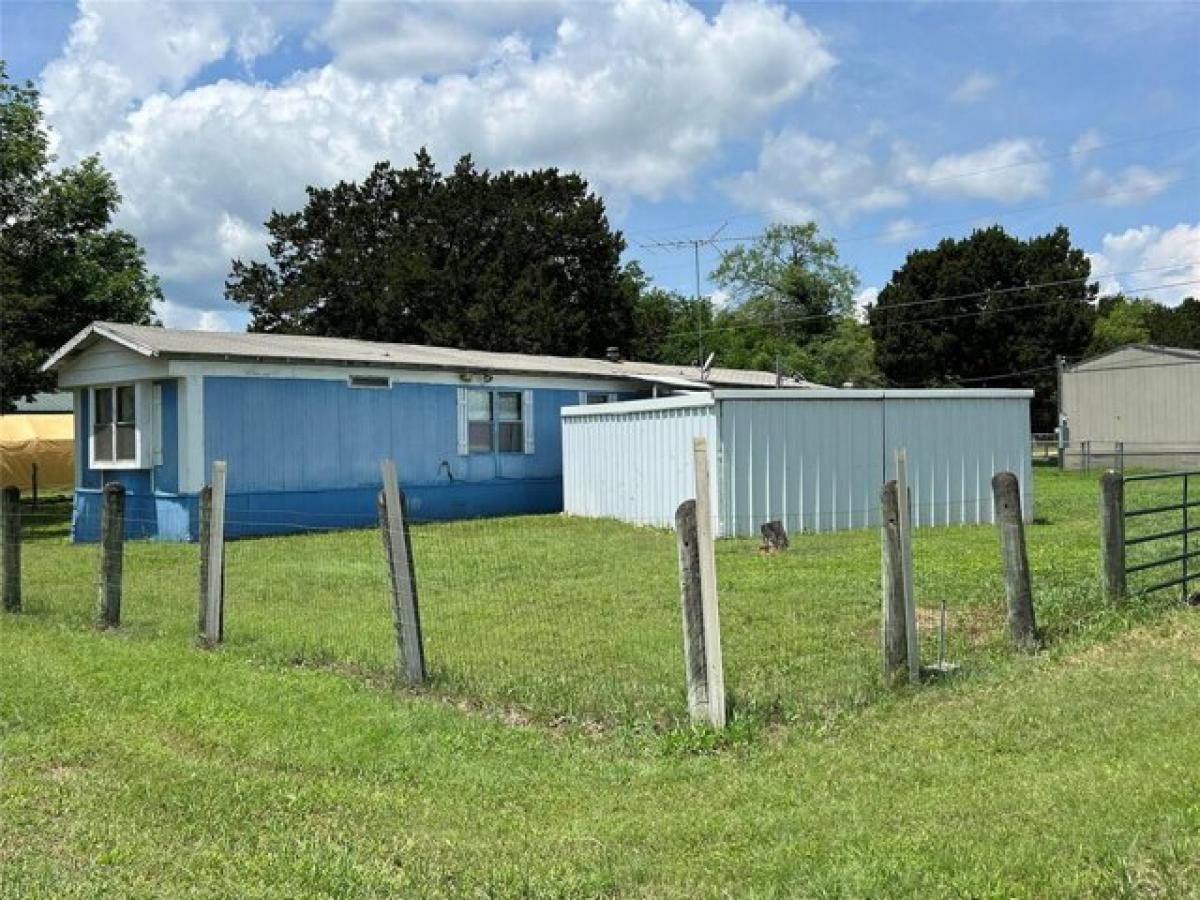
89,382,151,470
457,387,535,456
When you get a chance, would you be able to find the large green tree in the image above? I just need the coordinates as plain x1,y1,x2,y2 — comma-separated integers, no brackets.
0,63,160,411
1147,296,1200,349
868,226,1096,429
630,223,879,386
227,151,637,358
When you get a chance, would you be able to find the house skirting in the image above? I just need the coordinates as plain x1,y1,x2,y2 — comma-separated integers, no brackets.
71,477,563,542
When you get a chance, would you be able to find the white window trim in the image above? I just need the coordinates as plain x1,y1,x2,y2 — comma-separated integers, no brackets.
457,387,535,456
89,382,152,470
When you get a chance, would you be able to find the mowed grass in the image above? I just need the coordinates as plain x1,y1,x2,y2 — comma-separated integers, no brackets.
4,469,1200,895
12,469,1192,728
3,585,1200,894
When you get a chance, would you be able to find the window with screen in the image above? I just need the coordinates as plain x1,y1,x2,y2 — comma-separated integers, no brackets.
467,390,494,453
93,384,138,465
466,389,526,454
496,391,524,453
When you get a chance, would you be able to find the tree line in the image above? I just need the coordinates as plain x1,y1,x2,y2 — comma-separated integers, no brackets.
3,65,1196,432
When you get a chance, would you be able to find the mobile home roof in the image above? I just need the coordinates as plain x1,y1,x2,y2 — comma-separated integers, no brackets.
44,322,819,390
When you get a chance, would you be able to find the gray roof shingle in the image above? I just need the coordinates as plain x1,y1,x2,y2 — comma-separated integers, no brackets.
46,322,819,389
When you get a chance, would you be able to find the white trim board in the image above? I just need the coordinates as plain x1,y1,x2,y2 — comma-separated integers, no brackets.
167,359,639,393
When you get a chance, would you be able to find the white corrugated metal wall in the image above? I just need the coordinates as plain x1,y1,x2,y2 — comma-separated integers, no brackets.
561,395,719,529
562,389,1033,536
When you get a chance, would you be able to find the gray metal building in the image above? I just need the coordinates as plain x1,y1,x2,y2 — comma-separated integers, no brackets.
1060,345,1200,470
562,389,1033,536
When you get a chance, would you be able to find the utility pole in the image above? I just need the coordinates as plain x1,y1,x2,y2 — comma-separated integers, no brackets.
640,223,727,373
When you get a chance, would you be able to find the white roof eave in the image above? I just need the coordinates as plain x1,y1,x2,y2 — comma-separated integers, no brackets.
41,323,160,372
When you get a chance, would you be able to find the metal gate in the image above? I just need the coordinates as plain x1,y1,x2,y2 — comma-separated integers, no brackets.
1124,470,1200,599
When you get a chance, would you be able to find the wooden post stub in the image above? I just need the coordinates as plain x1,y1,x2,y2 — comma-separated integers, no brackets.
1099,471,1126,601
197,485,212,641
675,499,709,720
380,460,426,683
991,471,1038,652
692,437,726,728
880,481,908,685
759,521,789,552
97,481,125,628
2,486,21,613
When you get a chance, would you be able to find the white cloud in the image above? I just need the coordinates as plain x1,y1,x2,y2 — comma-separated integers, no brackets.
1081,164,1178,206
725,131,1053,224
40,0,835,322
902,138,1050,201
722,127,906,224
1087,223,1200,304
880,217,922,244
852,286,878,322
1070,128,1103,166
949,71,996,104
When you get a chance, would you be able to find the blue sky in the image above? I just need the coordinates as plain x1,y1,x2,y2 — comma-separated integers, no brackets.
5,0,1198,331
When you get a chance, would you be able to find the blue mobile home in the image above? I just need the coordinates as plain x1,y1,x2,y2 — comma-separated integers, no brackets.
43,323,797,541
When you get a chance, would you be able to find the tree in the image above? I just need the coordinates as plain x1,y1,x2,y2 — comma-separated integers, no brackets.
712,222,859,342
868,226,1095,430
226,151,637,358
700,222,878,385
1147,296,1200,349
0,64,161,411
1088,295,1154,355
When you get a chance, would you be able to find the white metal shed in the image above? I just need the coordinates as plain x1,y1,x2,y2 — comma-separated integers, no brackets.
561,389,1033,536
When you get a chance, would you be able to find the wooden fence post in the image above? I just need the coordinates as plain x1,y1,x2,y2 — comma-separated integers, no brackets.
196,485,213,642
991,471,1038,652
675,499,709,721
880,481,908,685
2,486,20,613
201,462,226,645
894,448,920,683
380,459,426,683
1099,471,1126,601
691,437,726,728
97,481,125,628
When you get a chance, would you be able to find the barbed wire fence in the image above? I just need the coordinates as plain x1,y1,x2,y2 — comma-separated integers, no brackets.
2,452,1186,733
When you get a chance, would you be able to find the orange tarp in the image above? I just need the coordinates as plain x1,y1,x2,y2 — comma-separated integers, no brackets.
0,414,74,492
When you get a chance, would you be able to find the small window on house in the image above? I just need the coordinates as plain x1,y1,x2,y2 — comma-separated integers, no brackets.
585,392,617,404
465,389,526,454
349,374,390,389
93,384,137,465
467,390,494,453
496,391,524,453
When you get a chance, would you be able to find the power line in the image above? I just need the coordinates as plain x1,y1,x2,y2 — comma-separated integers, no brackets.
638,223,728,368
650,265,1200,343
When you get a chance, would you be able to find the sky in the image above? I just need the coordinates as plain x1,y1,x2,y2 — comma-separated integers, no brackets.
3,0,1198,333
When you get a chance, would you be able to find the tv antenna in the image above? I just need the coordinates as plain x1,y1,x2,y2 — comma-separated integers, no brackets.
639,222,728,370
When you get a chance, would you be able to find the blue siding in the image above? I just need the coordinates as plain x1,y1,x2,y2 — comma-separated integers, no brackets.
201,377,628,536
70,371,640,542
156,380,179,493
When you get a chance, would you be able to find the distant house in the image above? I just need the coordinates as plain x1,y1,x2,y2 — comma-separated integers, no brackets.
1060,344,1200,470
43,322,811,541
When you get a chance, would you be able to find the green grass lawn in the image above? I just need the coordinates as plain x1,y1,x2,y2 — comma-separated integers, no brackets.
3,469,1200,896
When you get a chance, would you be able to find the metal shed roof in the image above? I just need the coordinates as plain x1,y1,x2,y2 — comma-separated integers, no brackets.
43,322,819,390
1067,343,1200,372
